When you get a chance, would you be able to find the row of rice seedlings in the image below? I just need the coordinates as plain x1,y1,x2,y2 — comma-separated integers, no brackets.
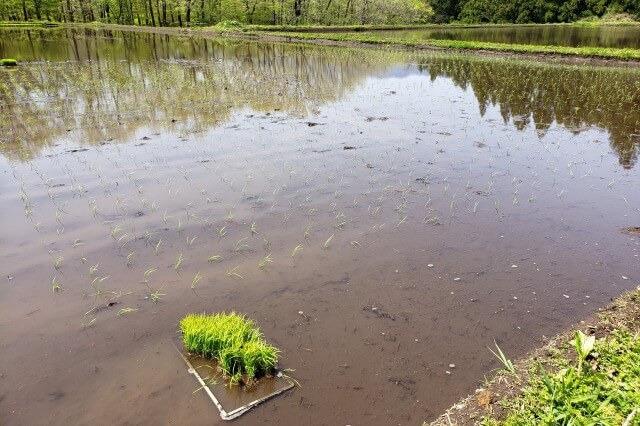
11,64,634,330
180,312,280,385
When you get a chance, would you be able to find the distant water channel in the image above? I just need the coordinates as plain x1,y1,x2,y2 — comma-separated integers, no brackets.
356,24,640,48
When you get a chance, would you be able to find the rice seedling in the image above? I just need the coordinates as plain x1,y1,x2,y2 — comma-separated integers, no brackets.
303,226,312,240
52,276,61,293
233,237,251,252
217,226,227,240
141,268,157,284
81,317,97,328
323,233,335,249
163,210,173,224
148,285,166,303
208,255,223,263
117,307,138,317
155,239,163,255
174,253,186,273
258,254,273,268
291,244,304,258
110,225,123,240
227,266,244,280
180,312,280,384
126,251,135,267
89,263,100,279
191,272,203,288
251,221,259,235
54,256,64,270
488,340,516,375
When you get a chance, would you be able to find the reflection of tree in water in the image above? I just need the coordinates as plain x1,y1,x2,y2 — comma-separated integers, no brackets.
0,29,394,161
418,58,640,169
2,29,639,169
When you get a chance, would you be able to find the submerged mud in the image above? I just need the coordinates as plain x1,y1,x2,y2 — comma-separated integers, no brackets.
0,28,639,425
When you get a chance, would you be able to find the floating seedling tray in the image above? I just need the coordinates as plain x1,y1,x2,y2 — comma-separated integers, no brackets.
172,338,295,420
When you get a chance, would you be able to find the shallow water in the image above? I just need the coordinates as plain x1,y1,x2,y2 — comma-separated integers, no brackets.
357,25,640,49
0,28,639,425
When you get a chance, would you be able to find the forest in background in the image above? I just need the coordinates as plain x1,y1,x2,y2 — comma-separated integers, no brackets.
0,0,638,26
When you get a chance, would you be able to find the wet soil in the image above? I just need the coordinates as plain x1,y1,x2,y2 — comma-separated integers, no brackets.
431,285,640,425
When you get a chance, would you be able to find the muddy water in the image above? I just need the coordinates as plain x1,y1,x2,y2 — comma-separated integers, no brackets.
1,28,639,425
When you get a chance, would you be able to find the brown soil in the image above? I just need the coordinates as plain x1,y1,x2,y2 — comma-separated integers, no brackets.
83,23,640,67
621,227,640,235
429,285,640,425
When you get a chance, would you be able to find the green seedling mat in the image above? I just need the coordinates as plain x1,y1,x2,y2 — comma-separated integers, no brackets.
172,337,295,420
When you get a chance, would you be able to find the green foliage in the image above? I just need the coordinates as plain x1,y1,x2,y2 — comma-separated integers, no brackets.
0,0,636,24
0,0,434,26
180,312,279,383
571,330,595,374
456,0,639,24
488,340,516,374
215,20,246,30
497,330,640,425
0,58,17,66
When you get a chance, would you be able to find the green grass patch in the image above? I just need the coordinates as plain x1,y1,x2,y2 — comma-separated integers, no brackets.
0,21,58,28
180,312,279,384
253,31,640,60
0,58,18,66
485,329,640,425
214,20,247,31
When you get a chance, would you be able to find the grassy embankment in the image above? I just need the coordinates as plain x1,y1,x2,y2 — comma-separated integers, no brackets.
430,285,640,425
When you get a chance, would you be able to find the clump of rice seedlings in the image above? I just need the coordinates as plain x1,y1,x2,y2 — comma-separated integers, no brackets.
233,237,251,252
180,312,280,386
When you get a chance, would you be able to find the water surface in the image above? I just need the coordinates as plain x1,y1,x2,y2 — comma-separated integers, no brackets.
357,25,640,48
1,28,639,425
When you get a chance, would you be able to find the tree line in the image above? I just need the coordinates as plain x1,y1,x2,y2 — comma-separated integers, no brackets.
0,0,434,25
0,0,638,26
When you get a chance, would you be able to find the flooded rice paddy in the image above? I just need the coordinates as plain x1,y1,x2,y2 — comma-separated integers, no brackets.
1,28,639,425
357,24,640,49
